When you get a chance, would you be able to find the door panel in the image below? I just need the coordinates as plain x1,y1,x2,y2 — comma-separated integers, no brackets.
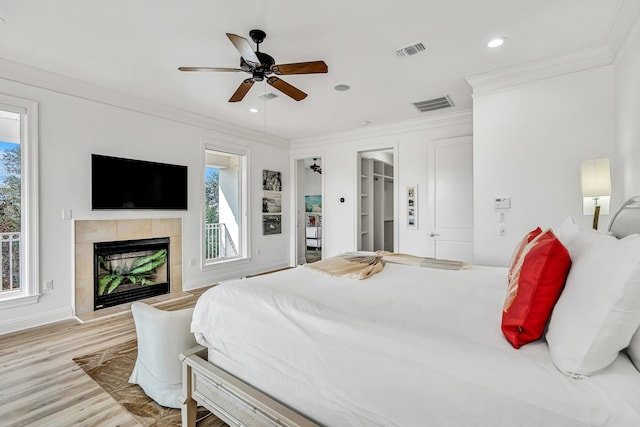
427,136,474,263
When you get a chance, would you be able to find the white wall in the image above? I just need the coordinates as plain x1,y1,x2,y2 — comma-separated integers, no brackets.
291,113,473,259
304,168,322,196
0,71,291,333
472,67,615,266
614,18,640,200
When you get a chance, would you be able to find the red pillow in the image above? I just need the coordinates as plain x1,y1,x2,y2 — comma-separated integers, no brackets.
502,229,571,349
507,227,543,283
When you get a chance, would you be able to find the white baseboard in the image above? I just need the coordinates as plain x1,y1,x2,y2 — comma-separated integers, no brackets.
0,307,74,335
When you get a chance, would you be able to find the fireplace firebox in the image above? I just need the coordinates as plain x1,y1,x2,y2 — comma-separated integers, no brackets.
93,237,170,310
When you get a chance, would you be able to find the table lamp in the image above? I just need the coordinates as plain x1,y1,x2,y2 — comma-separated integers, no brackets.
581,158,611,230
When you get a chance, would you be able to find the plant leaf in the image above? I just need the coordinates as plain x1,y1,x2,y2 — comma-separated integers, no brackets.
107,276,124,294
98,275,115,296
131,249,167,270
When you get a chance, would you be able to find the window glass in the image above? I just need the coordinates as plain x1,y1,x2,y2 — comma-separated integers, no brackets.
204,148,247,263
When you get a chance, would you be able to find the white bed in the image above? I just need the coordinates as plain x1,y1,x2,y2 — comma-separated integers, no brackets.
183,198,640,426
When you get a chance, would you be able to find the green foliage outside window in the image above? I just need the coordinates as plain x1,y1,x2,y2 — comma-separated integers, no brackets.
205,168,219,224
0,145,21,234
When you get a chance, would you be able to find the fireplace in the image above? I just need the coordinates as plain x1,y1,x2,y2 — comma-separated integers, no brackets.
94,237,170,310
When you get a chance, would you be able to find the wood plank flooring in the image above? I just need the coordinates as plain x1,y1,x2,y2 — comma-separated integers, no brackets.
0,287,213,427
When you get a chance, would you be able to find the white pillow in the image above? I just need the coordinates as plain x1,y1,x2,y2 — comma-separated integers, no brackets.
627,328,640,371
546,231,640,377
553,216,582,251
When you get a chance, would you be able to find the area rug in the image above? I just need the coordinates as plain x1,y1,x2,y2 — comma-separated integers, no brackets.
73,339,227,426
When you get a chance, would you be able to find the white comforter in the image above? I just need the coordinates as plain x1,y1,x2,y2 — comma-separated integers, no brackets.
191,263,640,427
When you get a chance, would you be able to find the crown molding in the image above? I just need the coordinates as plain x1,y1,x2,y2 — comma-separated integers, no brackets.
467,0,640,96
0,57,290,149
610,0,640,63
606,0,640,56
465,46,614,96
291,109,472,148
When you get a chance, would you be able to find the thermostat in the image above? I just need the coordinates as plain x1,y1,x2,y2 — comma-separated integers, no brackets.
494,197,511,209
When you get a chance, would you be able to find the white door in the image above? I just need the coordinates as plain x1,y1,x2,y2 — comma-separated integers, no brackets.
426,136,474,263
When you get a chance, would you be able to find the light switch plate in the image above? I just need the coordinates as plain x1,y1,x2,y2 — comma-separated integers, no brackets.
494,197,511,209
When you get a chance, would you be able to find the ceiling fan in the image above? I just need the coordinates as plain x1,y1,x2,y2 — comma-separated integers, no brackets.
178,29,328,103
310,158,322,174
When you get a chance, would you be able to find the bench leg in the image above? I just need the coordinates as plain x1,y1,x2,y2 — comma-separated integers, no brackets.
182,362,197,427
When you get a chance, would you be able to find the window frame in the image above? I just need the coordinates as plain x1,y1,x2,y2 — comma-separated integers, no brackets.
0,94,40,308
201,139,250,268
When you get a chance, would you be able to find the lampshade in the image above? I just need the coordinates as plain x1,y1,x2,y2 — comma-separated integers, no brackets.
581,158,611,197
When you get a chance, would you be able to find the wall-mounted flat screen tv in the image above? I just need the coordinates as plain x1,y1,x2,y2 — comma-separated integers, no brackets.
91,154,188,210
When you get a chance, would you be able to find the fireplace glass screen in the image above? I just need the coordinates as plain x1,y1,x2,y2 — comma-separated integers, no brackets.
94,237,170,310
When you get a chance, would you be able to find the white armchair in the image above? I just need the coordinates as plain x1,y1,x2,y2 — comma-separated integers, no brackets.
128,301,196,408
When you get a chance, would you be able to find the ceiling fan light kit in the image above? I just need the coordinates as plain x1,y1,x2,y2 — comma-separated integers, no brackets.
310,158,322,174
179,29,328,103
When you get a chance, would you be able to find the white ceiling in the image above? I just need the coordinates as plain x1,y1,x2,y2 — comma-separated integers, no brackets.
0,1,631,141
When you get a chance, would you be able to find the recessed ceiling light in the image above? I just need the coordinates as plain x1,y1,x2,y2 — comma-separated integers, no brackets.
249,108,259,113
487,37,506,48
334,84,350,92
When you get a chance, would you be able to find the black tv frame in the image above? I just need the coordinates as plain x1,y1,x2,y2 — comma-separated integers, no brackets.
91,154,188,210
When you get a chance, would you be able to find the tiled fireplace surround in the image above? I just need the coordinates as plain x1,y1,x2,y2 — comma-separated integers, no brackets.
74,218,183,319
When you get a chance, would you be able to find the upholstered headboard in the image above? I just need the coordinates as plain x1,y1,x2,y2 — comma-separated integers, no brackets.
608,196,640,238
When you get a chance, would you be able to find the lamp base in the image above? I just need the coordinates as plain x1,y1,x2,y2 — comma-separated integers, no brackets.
593,205,601,230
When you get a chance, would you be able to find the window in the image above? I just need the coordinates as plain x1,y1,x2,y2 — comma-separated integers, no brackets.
0,95,39,307
203,144,249,264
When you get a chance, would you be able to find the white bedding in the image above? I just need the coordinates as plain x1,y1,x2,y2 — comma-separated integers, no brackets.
191,262,640,426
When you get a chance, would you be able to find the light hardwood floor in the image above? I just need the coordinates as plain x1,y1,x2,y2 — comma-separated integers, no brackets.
0,287,212,427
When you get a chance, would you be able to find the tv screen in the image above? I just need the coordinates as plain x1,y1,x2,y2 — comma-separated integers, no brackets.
91,154,188,210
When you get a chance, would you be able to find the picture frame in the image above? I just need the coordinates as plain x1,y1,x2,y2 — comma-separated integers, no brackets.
406,184,417,229
304,194,322,213
262,170,282,192
262,214,282,235
262,191,282,213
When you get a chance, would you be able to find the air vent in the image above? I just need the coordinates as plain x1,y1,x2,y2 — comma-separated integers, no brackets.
412,95,454,113
396,42,426,57
258,93,278,101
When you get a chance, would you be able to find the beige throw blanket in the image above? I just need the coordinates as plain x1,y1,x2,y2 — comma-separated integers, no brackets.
304,251,470,280
303,253,385,280
377,251,472,270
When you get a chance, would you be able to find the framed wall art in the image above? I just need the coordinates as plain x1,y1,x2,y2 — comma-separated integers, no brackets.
406,184,417,229
262,170,282,235
262,214,282,235
262,169,282,192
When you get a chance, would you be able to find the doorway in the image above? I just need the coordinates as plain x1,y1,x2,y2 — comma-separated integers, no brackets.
296,157,323,264
357,149,395,252
425,136,474,263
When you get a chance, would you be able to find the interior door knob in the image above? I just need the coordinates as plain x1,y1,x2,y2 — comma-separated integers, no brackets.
429,232,440,237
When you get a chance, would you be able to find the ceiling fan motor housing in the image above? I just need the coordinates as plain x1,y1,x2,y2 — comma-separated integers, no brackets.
240,51,276,80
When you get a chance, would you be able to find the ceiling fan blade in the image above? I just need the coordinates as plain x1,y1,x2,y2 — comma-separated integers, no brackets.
267,76,307,101
229,78,255,102
226,33,261,67
178,66,243,72
270,61,328,75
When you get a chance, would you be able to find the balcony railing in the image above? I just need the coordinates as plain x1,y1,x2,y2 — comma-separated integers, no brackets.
205,223,238,261
1,232,20,294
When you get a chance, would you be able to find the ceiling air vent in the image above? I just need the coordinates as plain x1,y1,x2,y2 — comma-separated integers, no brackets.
396,42,426,57
412,95,454,113
258,93,279,101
